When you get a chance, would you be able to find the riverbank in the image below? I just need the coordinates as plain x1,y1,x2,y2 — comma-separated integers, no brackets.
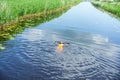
92,1,120,17
0,0,82,41
0,0,81,26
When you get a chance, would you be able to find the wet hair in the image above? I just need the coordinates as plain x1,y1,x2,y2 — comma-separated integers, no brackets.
59,41,62,44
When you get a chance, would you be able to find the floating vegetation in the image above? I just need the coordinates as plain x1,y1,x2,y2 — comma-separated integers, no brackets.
92,1,120,17
0,44,5,50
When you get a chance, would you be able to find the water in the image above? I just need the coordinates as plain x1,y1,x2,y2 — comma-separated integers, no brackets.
0,2,120,80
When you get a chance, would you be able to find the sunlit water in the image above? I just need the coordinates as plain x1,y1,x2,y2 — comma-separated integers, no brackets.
0,2,120,80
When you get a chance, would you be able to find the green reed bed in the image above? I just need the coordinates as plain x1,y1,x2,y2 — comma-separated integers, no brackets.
92,1,120,17
0,0,82,41
0,0,81,26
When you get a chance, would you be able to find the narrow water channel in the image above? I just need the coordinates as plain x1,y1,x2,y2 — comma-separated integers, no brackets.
0,2,120,80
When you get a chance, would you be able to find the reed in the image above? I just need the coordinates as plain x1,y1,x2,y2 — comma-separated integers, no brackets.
0,0,82,41
92,1,120,17
0,0,81,26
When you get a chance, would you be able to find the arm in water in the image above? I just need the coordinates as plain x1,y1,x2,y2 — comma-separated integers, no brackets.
55,41,70,53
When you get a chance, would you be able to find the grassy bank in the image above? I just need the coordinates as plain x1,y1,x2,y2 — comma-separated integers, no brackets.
0,0,82,41
0,0,81,26
92,1,120,17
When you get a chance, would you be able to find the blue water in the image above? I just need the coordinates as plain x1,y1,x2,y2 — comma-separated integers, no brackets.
0,2,120,80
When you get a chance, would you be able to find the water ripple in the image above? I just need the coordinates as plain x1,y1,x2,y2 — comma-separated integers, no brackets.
0,1,120,80
0,38,120,80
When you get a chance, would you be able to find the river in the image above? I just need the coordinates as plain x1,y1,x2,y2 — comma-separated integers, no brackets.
0,2,120,80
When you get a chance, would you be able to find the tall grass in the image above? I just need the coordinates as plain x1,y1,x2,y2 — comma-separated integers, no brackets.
0,0,82,41
0,0,81,26
92,1,120,17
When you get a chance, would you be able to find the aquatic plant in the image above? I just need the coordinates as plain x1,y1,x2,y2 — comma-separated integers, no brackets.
0,0,82,41
0,0,81,26
0,44,5,50
92,1,120,17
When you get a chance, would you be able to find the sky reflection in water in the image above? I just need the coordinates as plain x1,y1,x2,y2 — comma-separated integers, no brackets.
0,2,120,80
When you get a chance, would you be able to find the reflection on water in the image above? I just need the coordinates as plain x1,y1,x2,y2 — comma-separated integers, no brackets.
0,2,120,80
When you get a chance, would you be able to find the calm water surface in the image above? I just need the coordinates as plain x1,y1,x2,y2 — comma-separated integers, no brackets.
0,2,120,80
